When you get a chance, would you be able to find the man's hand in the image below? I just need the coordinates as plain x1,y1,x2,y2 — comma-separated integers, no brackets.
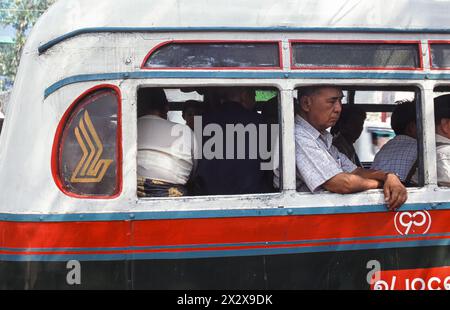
383,173,407,211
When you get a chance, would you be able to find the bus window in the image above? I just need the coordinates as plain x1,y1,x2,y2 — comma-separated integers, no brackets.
291,41,422,70
136,86,280,198
433,86,450,187
52,86,122,198
142,41,282,69
430,42,450,69
293,85,421,193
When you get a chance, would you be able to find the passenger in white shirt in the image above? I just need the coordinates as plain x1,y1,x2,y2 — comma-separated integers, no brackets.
137,88,196,197
434,94,450,187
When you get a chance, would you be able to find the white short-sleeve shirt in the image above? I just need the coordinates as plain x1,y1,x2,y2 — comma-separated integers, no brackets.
137,115,196,185
294,115,357,192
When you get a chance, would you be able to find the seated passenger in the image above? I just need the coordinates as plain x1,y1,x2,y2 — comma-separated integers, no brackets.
434,94,450,186
330,105,366,167
192,87,273,195
261,96,279,125
182,100,203,130
137,88,196,197
371,100,417,184
293,85,407,210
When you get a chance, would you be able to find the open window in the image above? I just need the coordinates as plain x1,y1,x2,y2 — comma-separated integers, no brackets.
433,85,450,187
52,85,122,198
136,86,280,198
293,85,423,194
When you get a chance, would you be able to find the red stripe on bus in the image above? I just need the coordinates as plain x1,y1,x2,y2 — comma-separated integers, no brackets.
0,210,449,249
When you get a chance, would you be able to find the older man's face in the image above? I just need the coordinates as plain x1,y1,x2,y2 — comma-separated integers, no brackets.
302,87,343,131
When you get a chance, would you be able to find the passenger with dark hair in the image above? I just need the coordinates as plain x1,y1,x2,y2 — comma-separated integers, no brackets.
182,100,203,130
286,85,406,210
137,88,196,197
371,100,418,184
331,105,366,167
192,87,274,195
433,94,450,186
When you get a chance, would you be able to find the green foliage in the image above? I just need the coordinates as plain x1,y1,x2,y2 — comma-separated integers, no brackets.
0,0,56,90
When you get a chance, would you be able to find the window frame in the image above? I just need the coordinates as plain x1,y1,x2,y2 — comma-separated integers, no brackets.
289,39,424,71
140,40,284,70
51,84,123,199
86,77,445,216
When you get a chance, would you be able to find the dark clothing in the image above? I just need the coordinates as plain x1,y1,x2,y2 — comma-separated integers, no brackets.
332,133,363,167
192,101,274,195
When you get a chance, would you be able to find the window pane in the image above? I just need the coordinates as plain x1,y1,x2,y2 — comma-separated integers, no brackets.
430,44,450,69
144,42,280,68
59,89,120,197
292,42,420,69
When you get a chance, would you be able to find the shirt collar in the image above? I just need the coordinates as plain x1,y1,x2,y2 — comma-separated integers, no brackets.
295,115,333,149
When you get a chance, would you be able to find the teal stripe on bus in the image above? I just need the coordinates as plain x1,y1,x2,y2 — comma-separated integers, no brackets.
44,71,450,98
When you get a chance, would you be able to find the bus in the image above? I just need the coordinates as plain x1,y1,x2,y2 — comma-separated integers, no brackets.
0,0,450,289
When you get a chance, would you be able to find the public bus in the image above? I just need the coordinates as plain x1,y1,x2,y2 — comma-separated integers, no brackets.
1,0,450,289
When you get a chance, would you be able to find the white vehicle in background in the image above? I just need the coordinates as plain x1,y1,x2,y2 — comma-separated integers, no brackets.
355,121,395,165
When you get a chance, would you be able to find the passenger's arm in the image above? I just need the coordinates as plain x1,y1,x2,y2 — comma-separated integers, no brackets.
352,167,407,211
352,167,390,182
322,172,380,194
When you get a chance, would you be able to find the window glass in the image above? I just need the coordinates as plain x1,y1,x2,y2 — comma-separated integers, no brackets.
144,42,281,68
430,43,450,69
292,42,421,69
58,88,120,197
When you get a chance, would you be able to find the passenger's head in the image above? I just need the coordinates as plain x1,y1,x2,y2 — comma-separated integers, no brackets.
434,94,450,139
298,85,344,131
391,99,417,138
330,105,366,143
223,87,256,110
261,96,279,124
137,88,169,119
182,100,202,130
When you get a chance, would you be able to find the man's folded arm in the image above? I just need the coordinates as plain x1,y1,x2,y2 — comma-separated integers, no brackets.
322,172,380,194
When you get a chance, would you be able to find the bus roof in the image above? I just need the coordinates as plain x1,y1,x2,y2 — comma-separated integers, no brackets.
31,0,450,53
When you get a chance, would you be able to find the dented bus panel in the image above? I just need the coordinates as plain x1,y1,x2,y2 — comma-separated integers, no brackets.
1,0,450,289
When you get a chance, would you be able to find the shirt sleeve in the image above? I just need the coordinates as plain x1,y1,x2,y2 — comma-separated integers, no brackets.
295,136,345,193
437,147,450,186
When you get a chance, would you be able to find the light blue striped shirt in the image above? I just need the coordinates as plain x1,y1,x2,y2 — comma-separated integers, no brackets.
295,115,357,192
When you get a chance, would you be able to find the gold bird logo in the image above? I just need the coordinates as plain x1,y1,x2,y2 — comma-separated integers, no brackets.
70,111,113,183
